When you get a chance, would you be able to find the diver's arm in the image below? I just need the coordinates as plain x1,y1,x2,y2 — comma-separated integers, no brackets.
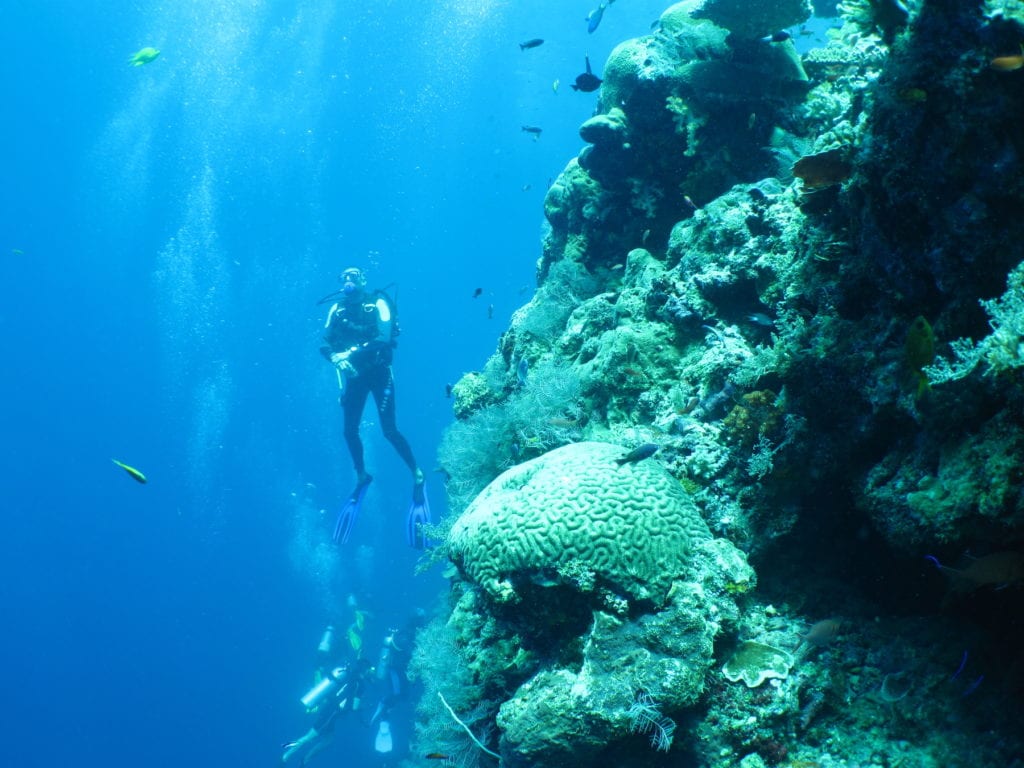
329,348,359,376
322,304,358,369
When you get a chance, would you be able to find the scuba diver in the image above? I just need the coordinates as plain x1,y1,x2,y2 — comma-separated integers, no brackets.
369,610,426,758
319,266,431,548
369,627,405,756
281,648,373,767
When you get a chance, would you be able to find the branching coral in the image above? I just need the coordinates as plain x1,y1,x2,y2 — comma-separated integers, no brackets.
925,260,1024,382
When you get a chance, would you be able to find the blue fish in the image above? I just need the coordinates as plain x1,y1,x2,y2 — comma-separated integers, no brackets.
516,358,529,387
586,3,606,33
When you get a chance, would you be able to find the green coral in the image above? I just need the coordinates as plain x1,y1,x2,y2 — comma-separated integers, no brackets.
448,441,712,606
722,640,794,688
451,371,495,419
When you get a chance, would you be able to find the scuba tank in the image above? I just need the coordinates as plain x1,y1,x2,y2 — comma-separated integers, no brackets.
300,666,346,710
317,625,335,657
373,296,394,344
376,630,397,681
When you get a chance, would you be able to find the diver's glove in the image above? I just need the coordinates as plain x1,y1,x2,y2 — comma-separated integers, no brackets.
330,352,358,378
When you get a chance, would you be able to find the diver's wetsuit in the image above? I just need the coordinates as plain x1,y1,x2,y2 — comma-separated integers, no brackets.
283,664,370,765
322,292,417,477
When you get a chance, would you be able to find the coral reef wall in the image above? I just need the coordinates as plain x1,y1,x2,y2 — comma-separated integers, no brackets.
415,1,1024,766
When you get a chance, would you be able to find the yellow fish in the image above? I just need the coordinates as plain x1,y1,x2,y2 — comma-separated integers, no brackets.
552,78,560,94
991,44,1024,72
112,459,147,484
129,47,161,67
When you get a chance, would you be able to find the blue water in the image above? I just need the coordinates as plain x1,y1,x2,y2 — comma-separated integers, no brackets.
0,1,670,765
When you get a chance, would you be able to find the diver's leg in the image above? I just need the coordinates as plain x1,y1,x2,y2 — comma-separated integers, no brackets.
389,668,402,698
372,366,418,474
342,377,372,480
300,730,333,765
281,728,318,763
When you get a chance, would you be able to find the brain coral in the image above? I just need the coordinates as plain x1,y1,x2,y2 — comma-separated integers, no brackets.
448,441,711,606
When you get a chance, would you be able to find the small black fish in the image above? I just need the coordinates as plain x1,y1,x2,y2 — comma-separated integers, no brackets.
472,287,483,298
762,30,791,43
445,383,453,398
519,38,544,51
615,443,659,466
521,125,543,136
571,56,602,93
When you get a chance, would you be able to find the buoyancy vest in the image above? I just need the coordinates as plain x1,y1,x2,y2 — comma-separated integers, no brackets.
324,293,396,350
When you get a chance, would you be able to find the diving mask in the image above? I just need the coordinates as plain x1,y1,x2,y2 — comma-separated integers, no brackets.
340,267,366,295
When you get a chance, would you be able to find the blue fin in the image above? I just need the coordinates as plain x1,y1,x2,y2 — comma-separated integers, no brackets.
406,479,431,549
333,475,372,544
374,721,393,754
